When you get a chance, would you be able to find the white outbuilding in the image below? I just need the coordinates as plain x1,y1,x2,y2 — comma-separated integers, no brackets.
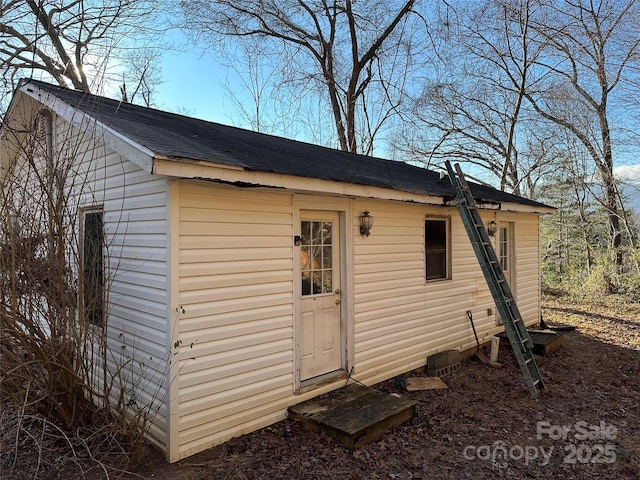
1,79,554,462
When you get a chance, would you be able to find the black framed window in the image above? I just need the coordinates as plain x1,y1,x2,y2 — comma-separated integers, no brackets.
425,218,449,281
82,210,104,325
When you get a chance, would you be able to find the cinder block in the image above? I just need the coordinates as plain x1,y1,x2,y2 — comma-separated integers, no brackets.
426,363,460,377
426,350,462,377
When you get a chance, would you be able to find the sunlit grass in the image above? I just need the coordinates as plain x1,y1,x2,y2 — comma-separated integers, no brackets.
542,293,640,351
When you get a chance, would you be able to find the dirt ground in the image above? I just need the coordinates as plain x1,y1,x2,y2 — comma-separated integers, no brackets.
3,294,639,479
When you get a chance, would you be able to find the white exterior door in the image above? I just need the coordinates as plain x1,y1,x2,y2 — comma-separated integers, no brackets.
298,211,342,381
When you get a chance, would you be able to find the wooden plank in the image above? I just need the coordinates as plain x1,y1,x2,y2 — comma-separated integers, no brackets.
406,377,448,391
288,383,415,449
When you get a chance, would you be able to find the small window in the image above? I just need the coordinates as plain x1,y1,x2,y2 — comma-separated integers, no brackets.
425,218,449,281
82,209,104,325
499,226,508,272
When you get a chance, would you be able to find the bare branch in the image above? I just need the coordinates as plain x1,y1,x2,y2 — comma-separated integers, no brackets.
179,0,421,153
1,0,163,101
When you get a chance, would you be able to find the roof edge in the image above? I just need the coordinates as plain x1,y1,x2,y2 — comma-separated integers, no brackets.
153,157,554,213
18,80,155,173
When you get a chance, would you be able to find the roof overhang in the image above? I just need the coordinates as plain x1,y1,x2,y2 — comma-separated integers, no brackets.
153,157,445,205
16,81,155,173
153,157,556,213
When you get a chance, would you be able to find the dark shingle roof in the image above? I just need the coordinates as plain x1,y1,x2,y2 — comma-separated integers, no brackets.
22,79,549,209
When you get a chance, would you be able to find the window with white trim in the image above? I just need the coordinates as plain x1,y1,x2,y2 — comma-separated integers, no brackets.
425,218,450,281
499,226,509,272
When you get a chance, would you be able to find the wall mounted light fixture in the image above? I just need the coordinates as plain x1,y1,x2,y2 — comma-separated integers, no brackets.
487,220,497,237
359,210,374,236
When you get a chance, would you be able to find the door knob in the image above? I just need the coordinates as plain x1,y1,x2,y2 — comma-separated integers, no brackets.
335,288,342,295
335,298,341,305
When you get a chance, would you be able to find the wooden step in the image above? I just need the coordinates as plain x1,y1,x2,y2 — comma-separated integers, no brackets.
288,383,415,449
497,330,564,356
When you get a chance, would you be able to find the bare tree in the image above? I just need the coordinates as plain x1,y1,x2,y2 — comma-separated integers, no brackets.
119,48,163,107
179,0,424,154
396,0,557,195
0,0,162,103
216,38,290,134
526,0,639,268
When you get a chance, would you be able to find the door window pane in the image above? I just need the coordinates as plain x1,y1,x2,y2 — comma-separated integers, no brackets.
323,271,332,294
301,219,334,296
322,246,332,269
313,271,323,294
323,222,332,244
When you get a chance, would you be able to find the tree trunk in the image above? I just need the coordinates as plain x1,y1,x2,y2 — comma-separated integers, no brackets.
598,109,623,269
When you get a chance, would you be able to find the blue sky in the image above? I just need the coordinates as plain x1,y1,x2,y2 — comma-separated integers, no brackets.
156,47,232,124
154,30,255,129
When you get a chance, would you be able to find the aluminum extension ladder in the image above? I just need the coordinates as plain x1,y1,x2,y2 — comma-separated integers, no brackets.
445,160,545,397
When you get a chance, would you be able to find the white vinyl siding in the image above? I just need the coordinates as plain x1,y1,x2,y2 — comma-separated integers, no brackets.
513,214,542,326
352,201,543,386
152,184,544,459
175,182,295,459
54,118,171,450
353,202,471,383
6,91,548,465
